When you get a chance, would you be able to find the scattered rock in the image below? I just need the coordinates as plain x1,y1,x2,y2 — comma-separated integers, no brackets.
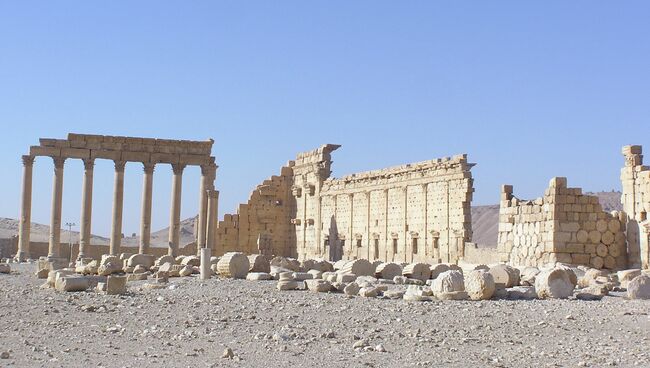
535,268,575,299
627,274,650,300
465,269,495,300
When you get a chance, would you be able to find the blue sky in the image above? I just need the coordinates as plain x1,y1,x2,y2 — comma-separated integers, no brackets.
1,2,648,237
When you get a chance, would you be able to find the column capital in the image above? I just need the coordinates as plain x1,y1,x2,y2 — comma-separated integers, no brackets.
200,163,217,177
143,162,156,174
21,155,35,167
114,160,126,172
82,158,95,170
207,189,219,199
52,156,66,169
172,163,186,175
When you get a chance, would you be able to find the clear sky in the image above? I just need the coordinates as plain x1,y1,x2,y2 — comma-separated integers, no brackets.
1,2,648,237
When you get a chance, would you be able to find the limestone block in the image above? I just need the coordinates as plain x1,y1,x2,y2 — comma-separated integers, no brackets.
465,270,495,300
133,265,147,274
35,268,49,279
279,272,295,281
430,264,450,279
105,276,127,295
333,260,348,271
100,255,120,267
627,275,650,299
270,257,301,272
588,231,601,243
247,272,273,281
307,269,323,279
98,262,122,276
374,263,402,280
322,272,338,282
384,289,406,299
590,256,604,269
601,231,615,246
55,276,89,292
217,252,250,279
506,286,537,300
358,286,379,297
608,219,621,233
603,255,616,270
179,265,193,277
535,268,574,299
402,263,431,282
344,282,360,296
127,273,148,282
180,256,200,267
248,255,271,273
436,291,469,300
127,254,155,269
276,280,304,291
155,255,176,267
596,219,608,233
340,259,374,277
617,269,642,288
488,264,520,287
301,259,333,272
305,279,332,292
519,267,540,286
554,264,578,286
431,270,465,298
337,273,357,283
292,272,313,281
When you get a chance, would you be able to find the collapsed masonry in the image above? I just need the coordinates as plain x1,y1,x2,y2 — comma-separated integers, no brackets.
498,144,650,271
216,145,474,263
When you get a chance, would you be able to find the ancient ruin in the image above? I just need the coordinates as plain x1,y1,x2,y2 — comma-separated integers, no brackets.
15,133,218,262
621,145,650,269
216,145,474,264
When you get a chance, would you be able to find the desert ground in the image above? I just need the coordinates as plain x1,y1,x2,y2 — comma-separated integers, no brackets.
1,263,649,368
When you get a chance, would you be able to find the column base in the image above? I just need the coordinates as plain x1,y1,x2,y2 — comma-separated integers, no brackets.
14,251,29,263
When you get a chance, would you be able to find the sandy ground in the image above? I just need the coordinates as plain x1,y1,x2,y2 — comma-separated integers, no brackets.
1,263,649,368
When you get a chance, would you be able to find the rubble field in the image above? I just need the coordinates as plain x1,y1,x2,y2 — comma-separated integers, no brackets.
1,263,649,368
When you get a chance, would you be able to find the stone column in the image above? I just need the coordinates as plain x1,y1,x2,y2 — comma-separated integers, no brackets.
200,247,211,280
197,164,216,253
402,186,408,263
109,160,126,256
139,162,155,254
168,163,186,257
78,158,95,260
348,193,354,259
16,155,35,262
48,157,66,259
206,189,219,252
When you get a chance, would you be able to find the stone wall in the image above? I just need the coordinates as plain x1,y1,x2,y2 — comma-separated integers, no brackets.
497,177,627,270
621,145,650,269
216,144,475,264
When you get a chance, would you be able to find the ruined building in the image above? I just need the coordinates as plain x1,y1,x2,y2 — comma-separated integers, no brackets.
216,145,475,263
621,145,650,269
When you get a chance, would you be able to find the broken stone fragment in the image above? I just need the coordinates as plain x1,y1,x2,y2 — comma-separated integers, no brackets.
358,286,379,297
276,280,304,291
627,274,650,300
535,268,575,299
402,263,431,282
217,252,250,279
374,262,402,280
55,276,89,292
488,264,520,288
618,269,642,289
340,259,374,277
248,254,271,273
431,270,465,298
179,265,193,277
247,272,273,281
305,279,332,292
127,254,155,269
105,275,127,295
465,270,496,300
343,282,360,296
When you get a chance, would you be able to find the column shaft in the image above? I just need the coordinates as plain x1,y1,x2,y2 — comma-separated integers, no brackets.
109,161,126,255
48,157,65,259
139,162,155,254
16,155,35,261
78,159,94,259
206,189,219,252
168,163,185,257
197,164,215,253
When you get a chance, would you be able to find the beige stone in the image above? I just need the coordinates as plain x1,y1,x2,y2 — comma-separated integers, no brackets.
305,279,332,292
627,274,650,299
431,270,464,297
430,263,450,279
488,264,519,287
465,270,495,300
105,275,127,295
374,262,402,280
217,252,250,279
617,269,642,288
0,264,10,274
248,254,271,273
246,272,272,281
535,268,574,299
340,259,374,277
55,276,89,292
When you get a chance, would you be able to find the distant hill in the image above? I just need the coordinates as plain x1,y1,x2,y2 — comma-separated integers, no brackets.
0,191,623,250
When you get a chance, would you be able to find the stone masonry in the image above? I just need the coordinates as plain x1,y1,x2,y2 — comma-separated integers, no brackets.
216,145,475,263
621,145,650,269
497,177,627,270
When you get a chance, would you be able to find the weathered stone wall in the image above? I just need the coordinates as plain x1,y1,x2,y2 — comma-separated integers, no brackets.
216,144,475,264
498,177,627,270
621,145,650,269
216,165,296,257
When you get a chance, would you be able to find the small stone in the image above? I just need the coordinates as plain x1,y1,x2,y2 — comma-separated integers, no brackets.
0,351,9,359
375,344,386,352
222,347,234,359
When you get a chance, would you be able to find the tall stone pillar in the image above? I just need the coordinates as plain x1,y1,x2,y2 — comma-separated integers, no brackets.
109,160,126,256
48,157,66,259
139,162,155,254
206,189,219,252
16,155,35,262
168,163,185,257
78,158,94,260
197,164,216,253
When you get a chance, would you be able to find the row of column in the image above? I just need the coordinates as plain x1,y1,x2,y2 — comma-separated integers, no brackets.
16,155,217,261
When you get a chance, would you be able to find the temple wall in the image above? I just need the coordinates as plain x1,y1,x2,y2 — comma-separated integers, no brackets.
498,177,627,270
620,145,650,269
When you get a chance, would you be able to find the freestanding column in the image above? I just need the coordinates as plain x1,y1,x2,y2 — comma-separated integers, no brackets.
139,162,155,254
200,247,211,280
206,189,219,251
109,160,126,256
48,156,66,259
78,158,94,260
16,155,35,262
196,164,216,253
168,163,185,257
